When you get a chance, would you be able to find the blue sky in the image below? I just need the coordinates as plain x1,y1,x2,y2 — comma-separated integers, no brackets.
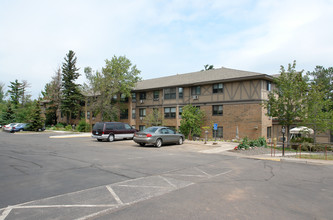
1,0,333,99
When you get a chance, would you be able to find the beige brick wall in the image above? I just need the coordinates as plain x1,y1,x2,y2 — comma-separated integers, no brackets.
200,103,271,140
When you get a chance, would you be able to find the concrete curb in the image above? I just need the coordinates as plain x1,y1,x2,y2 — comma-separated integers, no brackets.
49,133,91,138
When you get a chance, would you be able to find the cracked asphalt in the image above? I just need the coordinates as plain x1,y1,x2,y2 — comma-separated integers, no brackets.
0,131,333,220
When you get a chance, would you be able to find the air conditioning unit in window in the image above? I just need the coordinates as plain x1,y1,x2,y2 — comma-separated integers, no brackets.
140,117,144,121
192,95,198,100
153,98,159,101
140,100,144,104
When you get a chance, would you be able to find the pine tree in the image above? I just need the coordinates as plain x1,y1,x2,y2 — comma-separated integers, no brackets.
29,100,45,131
1,103,15,124
8,79,23,108
61,50,82,124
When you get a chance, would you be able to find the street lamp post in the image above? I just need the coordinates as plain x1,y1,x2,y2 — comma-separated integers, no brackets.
282,126,286,157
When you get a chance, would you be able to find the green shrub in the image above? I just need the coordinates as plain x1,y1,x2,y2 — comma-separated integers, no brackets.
65,125,72,131
77,120,90,132
55,123,65,129
238,137,250,149
237,137,268,150
257,137,267,147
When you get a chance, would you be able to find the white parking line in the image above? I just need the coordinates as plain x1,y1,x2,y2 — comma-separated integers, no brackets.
159,176,177,189
106,185,123,205
117,185,167,189
194,167,211,177
0,207,12,220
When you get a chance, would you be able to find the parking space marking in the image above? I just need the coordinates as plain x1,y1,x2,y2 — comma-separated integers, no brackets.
0,166,233,220
194,167,211,177
0,207,12,220
106,186,123,205
159,176,177,189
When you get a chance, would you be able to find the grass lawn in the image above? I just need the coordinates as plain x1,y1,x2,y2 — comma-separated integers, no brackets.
295,154,333,160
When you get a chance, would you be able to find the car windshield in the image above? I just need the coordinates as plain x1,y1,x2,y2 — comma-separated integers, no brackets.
143,127,159,133
93,123,104,130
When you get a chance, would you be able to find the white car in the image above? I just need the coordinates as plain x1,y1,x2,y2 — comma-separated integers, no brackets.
3,123,20,132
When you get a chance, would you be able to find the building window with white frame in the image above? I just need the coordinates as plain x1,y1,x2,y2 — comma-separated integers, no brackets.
153,90,159,100
164,87,176,100
212,105,223,116
139,108,146,117
178,87,183,99
164,107,176,118
191,86,201,95
266,81,271,91
213,83,223,93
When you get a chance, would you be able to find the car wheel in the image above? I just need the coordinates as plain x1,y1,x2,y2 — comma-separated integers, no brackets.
97,139,103,142
139,143,146,146
155,139,162,148
108,134,115,142
177,137,183,145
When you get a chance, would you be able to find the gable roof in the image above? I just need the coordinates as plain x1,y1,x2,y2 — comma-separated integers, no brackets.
134,67,273,91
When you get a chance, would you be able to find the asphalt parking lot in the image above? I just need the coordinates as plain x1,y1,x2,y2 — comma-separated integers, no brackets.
1,131,333,220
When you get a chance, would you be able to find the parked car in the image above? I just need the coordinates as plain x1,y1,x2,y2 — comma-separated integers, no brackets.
3,123,21,133
11,123,29,132
91,122,137,142
133,126,185,148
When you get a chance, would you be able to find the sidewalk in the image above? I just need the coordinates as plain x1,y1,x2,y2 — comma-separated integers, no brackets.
189,140,333,165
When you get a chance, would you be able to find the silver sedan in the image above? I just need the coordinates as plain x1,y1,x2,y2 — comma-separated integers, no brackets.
133,126,185,148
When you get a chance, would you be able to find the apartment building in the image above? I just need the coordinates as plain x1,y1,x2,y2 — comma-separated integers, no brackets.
115,67,274,140
53,67,273,140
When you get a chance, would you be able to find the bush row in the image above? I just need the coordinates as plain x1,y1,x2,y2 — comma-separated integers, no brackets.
47,120,91,132
237,137,267,150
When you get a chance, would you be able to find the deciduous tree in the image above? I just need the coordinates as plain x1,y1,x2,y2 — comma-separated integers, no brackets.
264,61,308,143
84,55,141,121
179,105,205,140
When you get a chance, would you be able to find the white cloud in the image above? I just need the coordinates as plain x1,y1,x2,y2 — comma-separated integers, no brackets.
0,0,332,98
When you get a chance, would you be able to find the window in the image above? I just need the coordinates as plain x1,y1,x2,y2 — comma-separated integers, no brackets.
267,81,271,91
179,106,183,118
124,124,132,130
139,125,146,131
212,105,223,116
178,87,183,99
87,111,90,119
111,94,118,103
153,91,159,100
115,123,124,130
164,87,176,99
191,86,201,95
267,104,271,116
120,94,128,102
213,83,223,93
159,128,176,134
106,123,115,130
267,127,272,139
139,92,146,100
120,109,128,119
132,109,136,119
164,107,176,118
213,127,223,138
132,93,136,102
139,108,146,117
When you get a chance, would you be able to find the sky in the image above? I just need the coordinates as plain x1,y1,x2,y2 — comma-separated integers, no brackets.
1,0,333,99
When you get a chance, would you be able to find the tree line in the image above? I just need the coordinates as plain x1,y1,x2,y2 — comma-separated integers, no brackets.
0,50,142,130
